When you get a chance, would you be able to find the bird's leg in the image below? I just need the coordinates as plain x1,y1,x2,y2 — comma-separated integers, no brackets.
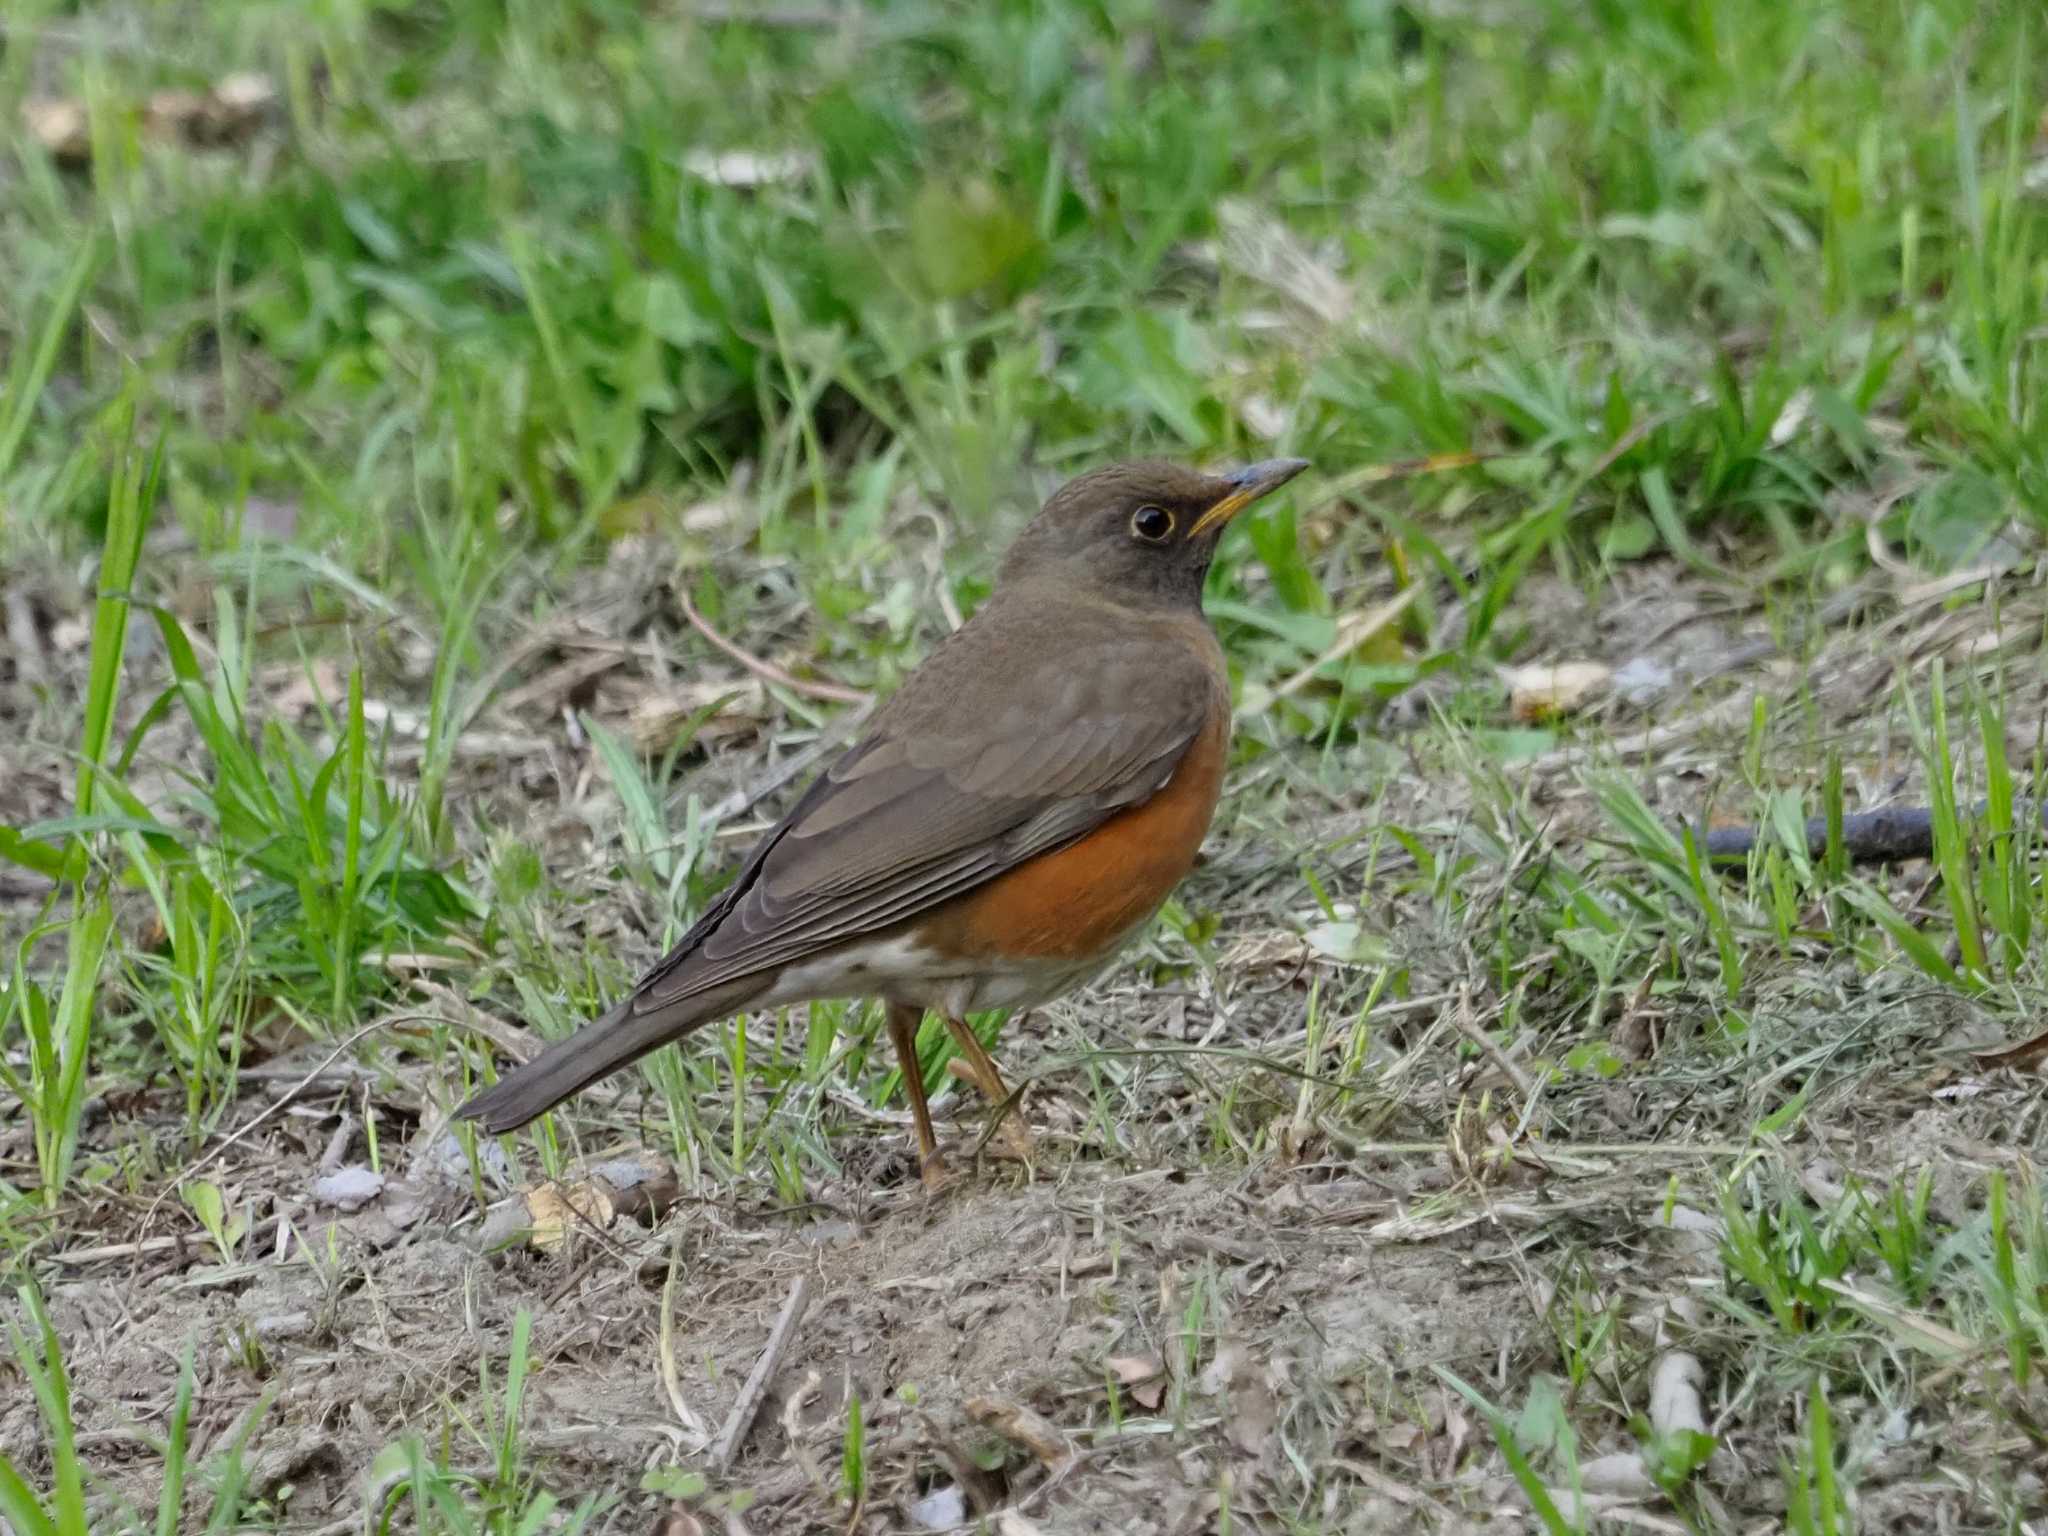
941,1014,1036,1163
884,1002,949,1191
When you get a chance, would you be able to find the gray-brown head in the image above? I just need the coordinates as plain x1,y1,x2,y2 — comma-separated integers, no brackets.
995,458,1311,609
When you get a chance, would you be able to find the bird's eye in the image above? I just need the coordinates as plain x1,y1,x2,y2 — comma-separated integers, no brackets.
1130,505,1175,543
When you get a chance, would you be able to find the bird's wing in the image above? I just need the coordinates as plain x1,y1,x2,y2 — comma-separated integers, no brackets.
628,628,1219,1010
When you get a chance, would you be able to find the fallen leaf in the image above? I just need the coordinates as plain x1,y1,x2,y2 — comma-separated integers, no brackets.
1194,1338,1279,1459
515,1155,680,1253
408,1127,511,1190
153,72,277,143
1301,919,1391,966
300,1174,430,1254
22,98,89,162
964,1396,1074,1473
1239,393,1286,441
650,1505,706,1536
1107,1354,1167,1412
525,1178,616,1253
25,72,277,166
1376,1418,1427,1456
240,494,300,541
1971,1027,2048,1073
1502,660,1613,723
1769,387,1813,446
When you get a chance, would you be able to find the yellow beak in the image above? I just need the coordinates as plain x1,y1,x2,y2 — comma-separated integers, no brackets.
1188,458,1312,539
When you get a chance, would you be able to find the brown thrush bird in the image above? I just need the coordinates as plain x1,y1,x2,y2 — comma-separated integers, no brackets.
456,457,1312,1186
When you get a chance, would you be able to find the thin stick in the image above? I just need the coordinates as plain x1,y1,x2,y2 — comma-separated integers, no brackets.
53,1232,198,1266
1448,984,1537,1104
678,589,869,705
713,1273,814,1473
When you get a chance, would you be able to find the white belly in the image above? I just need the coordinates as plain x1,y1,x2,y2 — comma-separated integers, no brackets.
759,934,1124,1017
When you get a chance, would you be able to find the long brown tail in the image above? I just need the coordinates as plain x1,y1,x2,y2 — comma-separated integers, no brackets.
452,978,763,1133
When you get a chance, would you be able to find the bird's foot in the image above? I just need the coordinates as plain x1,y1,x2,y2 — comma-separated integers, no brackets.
918,1149,955,1195
945,1056,1036,1165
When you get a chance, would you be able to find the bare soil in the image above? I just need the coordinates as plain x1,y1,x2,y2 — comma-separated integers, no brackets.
4,549,2047,1534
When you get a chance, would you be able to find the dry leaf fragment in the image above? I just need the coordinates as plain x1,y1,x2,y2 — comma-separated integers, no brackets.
1502,660,1613,722
513,1154,679,1253
1107,1354,1167,1411
1970,1027,2048,1073
965,1396,1074,1473
25,72,277,165
1194,1338,1279,1459
152,72,277,142
22,98,89,162
651,1506,706,1536
524,1178,616,1253
209,72,278,122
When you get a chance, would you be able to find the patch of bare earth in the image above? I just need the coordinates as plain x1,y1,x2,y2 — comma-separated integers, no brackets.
4,549,2047,1532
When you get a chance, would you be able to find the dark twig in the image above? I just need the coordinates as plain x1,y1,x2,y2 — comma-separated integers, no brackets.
712,1273,814,1473
1698,799,2047,866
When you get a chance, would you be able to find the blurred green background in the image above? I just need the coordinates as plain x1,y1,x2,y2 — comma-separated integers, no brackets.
6,0,2040,601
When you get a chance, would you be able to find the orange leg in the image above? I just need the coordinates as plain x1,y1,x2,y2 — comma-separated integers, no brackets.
885,1002,949,1191
942,1015,1036,1164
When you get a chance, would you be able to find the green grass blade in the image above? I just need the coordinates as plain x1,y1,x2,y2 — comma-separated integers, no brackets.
75,422,161,820
42,895,114,1207
0,234,99,485
1840,883,1965,991
14,1283,87,1534
0,1458,59,1536
155,1338,198,1536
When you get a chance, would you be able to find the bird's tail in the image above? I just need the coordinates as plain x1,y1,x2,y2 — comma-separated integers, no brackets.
452,979,762,1134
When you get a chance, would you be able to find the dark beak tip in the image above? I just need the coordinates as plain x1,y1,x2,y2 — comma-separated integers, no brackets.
1233,457,1312,493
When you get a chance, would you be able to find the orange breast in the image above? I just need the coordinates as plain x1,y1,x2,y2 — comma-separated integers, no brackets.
920,708,1230,964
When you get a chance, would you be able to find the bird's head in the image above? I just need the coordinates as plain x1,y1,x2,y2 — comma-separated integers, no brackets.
994,457,1312,608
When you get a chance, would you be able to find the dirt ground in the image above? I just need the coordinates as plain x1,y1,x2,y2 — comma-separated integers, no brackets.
4,547,2047,1534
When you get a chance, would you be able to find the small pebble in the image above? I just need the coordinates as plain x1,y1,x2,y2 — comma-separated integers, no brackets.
310,1165,385,1212
909,1485,966,1529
